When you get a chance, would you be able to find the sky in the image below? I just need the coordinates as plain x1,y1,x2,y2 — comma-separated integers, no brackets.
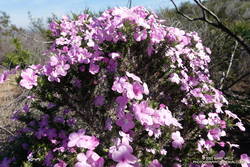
0,0,188,28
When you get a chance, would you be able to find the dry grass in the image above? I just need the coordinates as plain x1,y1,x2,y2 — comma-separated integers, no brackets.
0,71,23,150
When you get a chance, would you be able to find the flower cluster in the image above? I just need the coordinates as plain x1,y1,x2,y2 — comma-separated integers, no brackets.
0,6,248,167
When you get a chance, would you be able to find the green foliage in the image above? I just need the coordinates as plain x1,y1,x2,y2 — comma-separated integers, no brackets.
2,38,33,69
232,21,250,41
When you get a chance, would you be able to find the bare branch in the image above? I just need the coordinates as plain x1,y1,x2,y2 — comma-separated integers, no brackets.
193,0,221,23
19,31,53,44
169,0,250,55
0,126,14,136
170,0,204,21
225,41,238,79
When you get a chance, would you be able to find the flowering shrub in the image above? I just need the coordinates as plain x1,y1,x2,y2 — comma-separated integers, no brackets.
0,6,249,167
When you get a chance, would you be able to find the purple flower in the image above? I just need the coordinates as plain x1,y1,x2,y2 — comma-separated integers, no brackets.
215,150,225,158
44,151,54,167
107,59,118,72
89,63,100,74
94,96,105,107
22,104,30,112
71,78,82,88
116,113,135,132
46,128,57,140
131,82,144,100
0,157,11,167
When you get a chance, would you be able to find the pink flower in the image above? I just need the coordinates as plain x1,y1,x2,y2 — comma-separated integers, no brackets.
160,149,167,155
112,75,148,100
171,131,184,149
146,148,156,154
154,107,182,128
119,131,133,145
148,159,163,167
56,37,69,45
169,73,180,84
134,29,147,42
68,129,99,150
109,52,121,59
111,145,137,166
172,163,182,167
116,113,135,132
54,160,67,167
55,63,70,77
0,71,10,84
236,122,245,131
131,82,144,100
240,154,250,167
112,77,127,93
132,102,154,126
193,113,208,128
109,132,137,167
207,128,226,141
197,139,215,153
143,83,149,95
20,68,38,89
126,72,142,83
224,110,240,120
86,150,104,167
75,153,91,167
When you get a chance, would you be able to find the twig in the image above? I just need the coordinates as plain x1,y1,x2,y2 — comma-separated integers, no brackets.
127,0,132,9
170,0,205,22
220,41,238,89
222,72,250,91
0,126,14,136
